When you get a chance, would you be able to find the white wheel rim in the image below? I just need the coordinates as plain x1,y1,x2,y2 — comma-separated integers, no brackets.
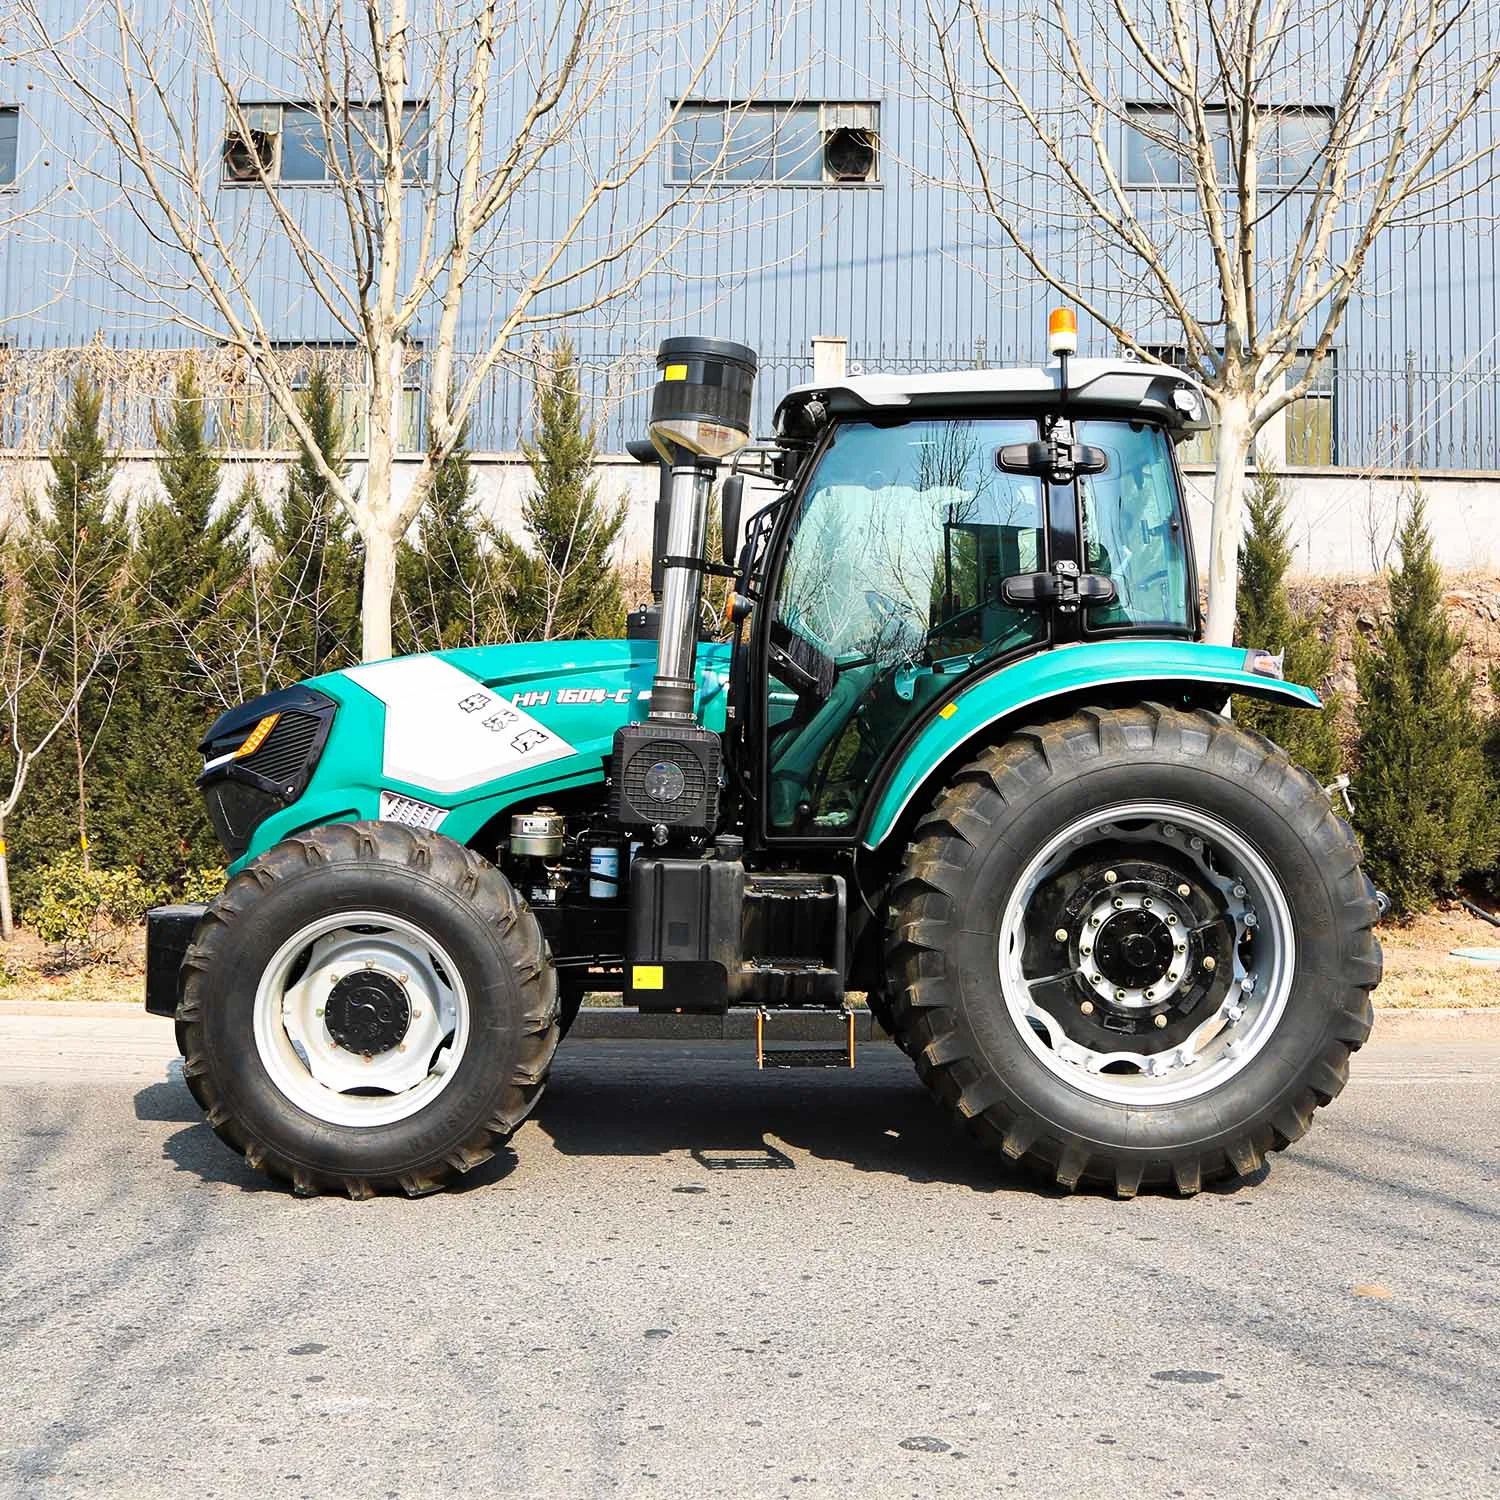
997,801,1296,1106
252,910,470,1128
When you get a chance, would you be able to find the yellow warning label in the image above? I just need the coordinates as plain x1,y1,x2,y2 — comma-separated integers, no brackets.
663,363,688,381
632,964,665,990
939,702,958,719
0,838,7,856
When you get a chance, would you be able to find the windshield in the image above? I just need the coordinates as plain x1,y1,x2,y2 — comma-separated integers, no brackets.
1076,421,1193,632
766,418,1047,831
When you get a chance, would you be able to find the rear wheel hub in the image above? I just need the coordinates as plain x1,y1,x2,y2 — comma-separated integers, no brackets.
1094,908,1174,990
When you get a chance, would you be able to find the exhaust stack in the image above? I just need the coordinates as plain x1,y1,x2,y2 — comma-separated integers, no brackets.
608,337,756,844
644,336,757,721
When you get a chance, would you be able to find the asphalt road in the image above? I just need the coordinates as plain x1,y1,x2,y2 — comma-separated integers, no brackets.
1,1013,1498,1499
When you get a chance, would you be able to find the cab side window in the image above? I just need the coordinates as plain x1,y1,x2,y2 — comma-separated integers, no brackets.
1076,421,1192,631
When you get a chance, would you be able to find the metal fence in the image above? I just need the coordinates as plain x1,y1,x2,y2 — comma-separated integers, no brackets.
0,335,1496,472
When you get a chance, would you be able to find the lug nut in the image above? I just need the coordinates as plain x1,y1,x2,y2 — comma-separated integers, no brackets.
1203,956,1217,972
1055,928,1069,944
412,1009,422,1020
1162,823,1177,838
1175,942,1186,954
1244,911,1258,928
1232,884,1247,900
1104,870,1118,884
315,1007,325,1018
1153,1014,1168,1029
1080,1000,1095,1016
1090,915,1101,928
1114,989,1126,1001
1168,971,1179,982
1166,913,1178,926
1080,945,1092,957
1190,836,1204,852
1177,883,1191,898
398,972,410,983
1145,988,1156,1001
1143,897,1154,909
1112,897,1125,909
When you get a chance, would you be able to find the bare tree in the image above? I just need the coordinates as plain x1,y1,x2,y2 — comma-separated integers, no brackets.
22,0,792,659
0,527,126,941
915,0,1500,640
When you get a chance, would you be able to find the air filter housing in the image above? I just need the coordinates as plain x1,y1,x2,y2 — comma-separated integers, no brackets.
609,720,722,837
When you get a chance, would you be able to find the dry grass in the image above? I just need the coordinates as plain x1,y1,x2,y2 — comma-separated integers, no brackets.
1374,903,1500,1008
4,905,1498,1010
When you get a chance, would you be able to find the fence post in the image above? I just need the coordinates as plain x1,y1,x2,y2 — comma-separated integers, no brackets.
1403,349,1418,470
811,336,847,383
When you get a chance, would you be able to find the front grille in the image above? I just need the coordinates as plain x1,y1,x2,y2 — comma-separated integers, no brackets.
241,710,321,787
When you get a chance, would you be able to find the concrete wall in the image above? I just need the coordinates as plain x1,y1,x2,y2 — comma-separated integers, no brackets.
3,452,1493,582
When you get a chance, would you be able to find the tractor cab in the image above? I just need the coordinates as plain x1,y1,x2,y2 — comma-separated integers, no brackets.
728,336,1210,841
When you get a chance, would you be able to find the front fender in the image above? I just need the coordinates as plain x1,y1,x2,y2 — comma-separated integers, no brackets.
860,639,1321,850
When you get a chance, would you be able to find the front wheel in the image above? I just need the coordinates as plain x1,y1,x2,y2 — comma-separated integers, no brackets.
178,822,559,1198
885,705,1381,1196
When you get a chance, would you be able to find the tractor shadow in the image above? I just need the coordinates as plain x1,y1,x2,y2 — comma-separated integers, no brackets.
534,1039,1065,1195
135,1069,522,1196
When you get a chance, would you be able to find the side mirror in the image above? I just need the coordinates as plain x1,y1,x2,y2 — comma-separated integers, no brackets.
720,474,744,565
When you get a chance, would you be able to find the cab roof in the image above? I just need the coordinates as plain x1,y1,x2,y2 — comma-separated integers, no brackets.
772,358,1209,436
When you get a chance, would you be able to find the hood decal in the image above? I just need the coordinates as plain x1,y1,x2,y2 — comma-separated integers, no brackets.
346,656,577,796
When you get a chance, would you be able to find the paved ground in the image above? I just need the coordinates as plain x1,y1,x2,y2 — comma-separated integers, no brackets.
1,1014,1498,1499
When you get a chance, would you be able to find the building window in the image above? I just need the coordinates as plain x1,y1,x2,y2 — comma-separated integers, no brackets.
1143,346,1337,466
0,107,19,188
223,103,431,186
1286,351,1337,465
669,101,880,185
1124,104,1329,190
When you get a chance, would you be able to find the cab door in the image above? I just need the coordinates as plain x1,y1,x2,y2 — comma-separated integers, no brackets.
756,416,1050,840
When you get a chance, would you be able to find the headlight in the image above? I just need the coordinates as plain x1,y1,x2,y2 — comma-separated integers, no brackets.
197,685,336,859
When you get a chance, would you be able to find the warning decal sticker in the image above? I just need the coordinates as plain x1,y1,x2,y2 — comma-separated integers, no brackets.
346,657,577,796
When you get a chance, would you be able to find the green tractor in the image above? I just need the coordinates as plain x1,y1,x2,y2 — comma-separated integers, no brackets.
145,320,1381,1198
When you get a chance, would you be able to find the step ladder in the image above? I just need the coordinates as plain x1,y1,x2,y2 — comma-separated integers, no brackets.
755,1007,857,1069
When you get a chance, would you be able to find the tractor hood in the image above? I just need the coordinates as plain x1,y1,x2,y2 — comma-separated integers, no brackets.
207,638,731,873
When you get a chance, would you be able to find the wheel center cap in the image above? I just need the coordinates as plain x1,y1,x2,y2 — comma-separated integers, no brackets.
1095,910,1175,989
325,971,411,1056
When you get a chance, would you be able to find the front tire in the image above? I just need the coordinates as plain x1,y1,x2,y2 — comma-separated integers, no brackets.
885,705,1381,1196
177,822,559,1198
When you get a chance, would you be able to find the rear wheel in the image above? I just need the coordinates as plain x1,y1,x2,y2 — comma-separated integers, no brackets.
885,705,1381,1195
178,821,559,1197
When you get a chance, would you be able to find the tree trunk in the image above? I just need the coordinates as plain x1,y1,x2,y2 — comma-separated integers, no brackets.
1203,395,1255,647
0,818,13,943
74,712,90,871
361,525,397,664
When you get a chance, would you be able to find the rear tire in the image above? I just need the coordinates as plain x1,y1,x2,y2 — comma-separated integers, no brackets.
177,821,559,1198
885,705,1381,1196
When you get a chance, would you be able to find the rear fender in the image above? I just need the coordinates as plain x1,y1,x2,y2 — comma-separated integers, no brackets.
860,639,1321,851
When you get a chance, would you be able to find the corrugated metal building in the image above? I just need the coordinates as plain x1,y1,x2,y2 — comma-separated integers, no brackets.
0,1,1495,472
